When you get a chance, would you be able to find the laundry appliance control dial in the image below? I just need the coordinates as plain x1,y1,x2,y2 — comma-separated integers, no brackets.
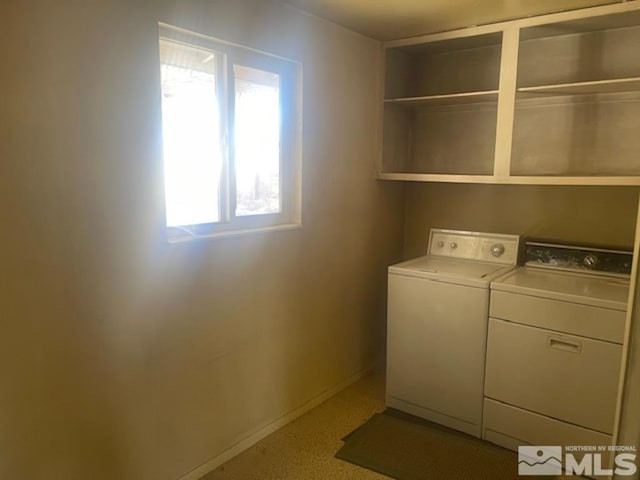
491,243,506,257
584,254,599,268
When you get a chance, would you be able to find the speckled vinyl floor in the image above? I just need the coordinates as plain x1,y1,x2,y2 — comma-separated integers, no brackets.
200,370,389,480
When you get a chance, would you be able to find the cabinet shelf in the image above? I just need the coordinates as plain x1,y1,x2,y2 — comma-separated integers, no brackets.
518,77,640,98
385,90,499,107
377,172,640,186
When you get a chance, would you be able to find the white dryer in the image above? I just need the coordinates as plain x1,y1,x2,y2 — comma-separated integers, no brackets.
483,240,632,452
386,229,520,438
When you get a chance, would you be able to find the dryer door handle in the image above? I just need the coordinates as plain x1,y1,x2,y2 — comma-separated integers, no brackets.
548,337,582,354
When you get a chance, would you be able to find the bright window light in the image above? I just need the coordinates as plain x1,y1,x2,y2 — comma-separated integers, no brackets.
160,40,222,227
234,65,281,217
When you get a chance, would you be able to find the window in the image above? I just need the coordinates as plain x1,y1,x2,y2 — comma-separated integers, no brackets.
158,25,301,241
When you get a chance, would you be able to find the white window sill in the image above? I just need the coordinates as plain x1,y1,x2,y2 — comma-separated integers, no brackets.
166,222,302,244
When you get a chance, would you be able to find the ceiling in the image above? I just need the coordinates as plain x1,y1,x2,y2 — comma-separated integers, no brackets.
283,0,621,40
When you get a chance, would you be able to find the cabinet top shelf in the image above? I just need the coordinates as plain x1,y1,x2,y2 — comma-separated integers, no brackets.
518,77,640,97
385,90,499,107
378,172,640,186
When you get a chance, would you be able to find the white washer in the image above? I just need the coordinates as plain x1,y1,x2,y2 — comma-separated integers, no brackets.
386,229,520,438
483,241,632,452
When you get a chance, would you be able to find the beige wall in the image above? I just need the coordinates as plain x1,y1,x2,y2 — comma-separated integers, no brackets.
403,183,639,258
0,1,404,479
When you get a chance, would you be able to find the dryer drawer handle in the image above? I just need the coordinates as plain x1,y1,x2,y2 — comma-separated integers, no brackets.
548,337,582,354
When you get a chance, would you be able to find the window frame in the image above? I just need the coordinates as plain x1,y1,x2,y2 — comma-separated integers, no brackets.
158,24,302,242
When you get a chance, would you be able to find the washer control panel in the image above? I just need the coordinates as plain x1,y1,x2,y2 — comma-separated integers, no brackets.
428,229,520,265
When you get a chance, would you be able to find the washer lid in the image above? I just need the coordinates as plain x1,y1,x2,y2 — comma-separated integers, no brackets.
491,267,630,311
389,255,515,287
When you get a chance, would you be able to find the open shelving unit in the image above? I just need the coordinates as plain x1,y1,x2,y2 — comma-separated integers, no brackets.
378,1,640,185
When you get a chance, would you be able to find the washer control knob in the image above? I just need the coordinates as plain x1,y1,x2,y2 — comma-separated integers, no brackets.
450,242,458,249
584,254,598,268
491,243,505,257
437,241,444,248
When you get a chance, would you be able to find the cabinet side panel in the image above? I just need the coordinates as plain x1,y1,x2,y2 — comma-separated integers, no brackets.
382,105,412,172
384,49,412,99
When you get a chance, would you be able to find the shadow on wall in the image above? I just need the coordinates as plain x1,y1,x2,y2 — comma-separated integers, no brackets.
0,0,166,477
403,183,639,259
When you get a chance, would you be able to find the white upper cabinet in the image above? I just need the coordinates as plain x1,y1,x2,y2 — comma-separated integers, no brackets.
379,2,640,185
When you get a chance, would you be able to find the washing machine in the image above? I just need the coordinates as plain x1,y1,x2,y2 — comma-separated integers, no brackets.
386,229,520,438
483,240,632,452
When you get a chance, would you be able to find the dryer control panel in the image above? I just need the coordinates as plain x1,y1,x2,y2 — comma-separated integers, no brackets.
524,241,632,275
428,229,520,265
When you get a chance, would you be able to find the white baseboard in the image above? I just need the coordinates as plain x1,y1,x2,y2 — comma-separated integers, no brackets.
176,364,377,480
